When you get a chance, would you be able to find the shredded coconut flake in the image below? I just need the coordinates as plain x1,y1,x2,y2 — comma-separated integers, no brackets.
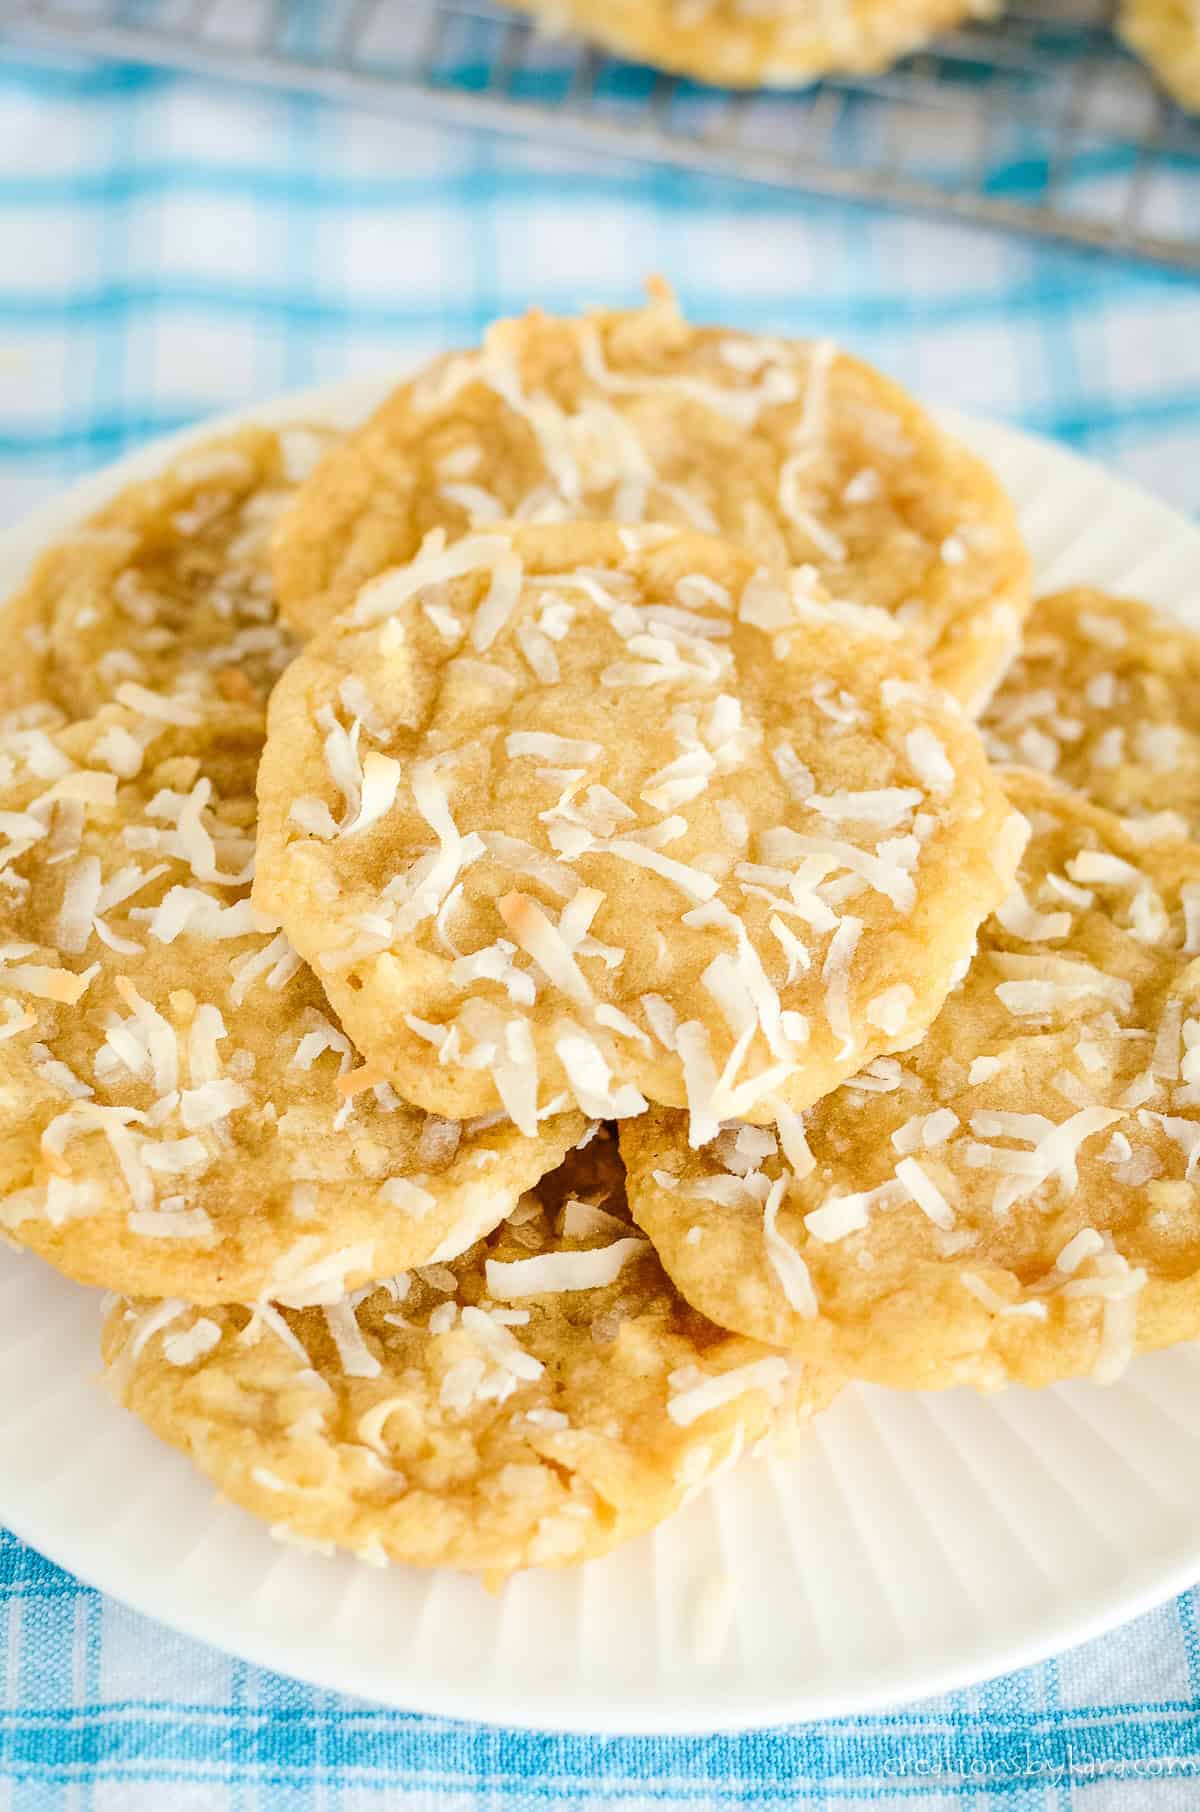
808,788,921,828
822,915,862,1057
341,751,401,837
1056,1228,1105,1274
376,1176,435,1218
498,891,593,1007
482,832,579,900
1182,883,1200,955
53,855,101,956
667,1357,790,1427
594,837,718,903
762,1175,817,1316
486,1236,647,1299
960,1274,1046,1318
676,1019,722,1148
555,1022,647,1120
804,1179,904,1242
865,984,913,1036
162,1317,222,1365
323,1299,382,1378
995,885,1072,943
894,1156,955,1230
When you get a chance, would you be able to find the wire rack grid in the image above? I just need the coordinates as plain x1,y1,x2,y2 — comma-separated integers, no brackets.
1,0,1199,269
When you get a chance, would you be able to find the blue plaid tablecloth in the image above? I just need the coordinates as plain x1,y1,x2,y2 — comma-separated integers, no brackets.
2,39,1200,1810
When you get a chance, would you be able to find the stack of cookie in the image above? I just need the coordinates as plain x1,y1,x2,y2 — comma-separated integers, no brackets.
4,286,1200,1581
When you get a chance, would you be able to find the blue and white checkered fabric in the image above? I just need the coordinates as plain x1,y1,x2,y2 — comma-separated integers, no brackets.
1,39,1200,1809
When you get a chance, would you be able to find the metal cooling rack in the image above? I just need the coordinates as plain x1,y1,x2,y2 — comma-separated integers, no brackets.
2,0,1199,268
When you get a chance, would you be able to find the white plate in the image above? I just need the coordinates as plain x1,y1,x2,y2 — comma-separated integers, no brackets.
3,382,1200,1734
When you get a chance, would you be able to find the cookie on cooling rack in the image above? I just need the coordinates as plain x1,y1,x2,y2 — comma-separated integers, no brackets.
622,768,1200,1392
0,701,583,1303
507,0,998,88
1,425,335,726
1120,0,1200,112
271,287,1029,710
253,520,1022,1134
102,1132,837,1575
984,587,1200,840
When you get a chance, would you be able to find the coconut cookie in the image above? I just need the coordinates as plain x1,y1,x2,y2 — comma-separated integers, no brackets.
1120,0,1200,112
272,289,1028,710
508,0,997,87
623,768,1200,1392
984,588,1200,841
0,701,583,1303
254,522,1022,1137
102,1132,834,1575
0,424,335,725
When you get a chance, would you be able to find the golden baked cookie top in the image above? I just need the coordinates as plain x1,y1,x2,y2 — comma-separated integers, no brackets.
254,521,1022,1135
272,290,1028,709
984,587,1200,839
622,768,1200,1391
103,1133,835,1576
2,425,334,726
0,701,583,1302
